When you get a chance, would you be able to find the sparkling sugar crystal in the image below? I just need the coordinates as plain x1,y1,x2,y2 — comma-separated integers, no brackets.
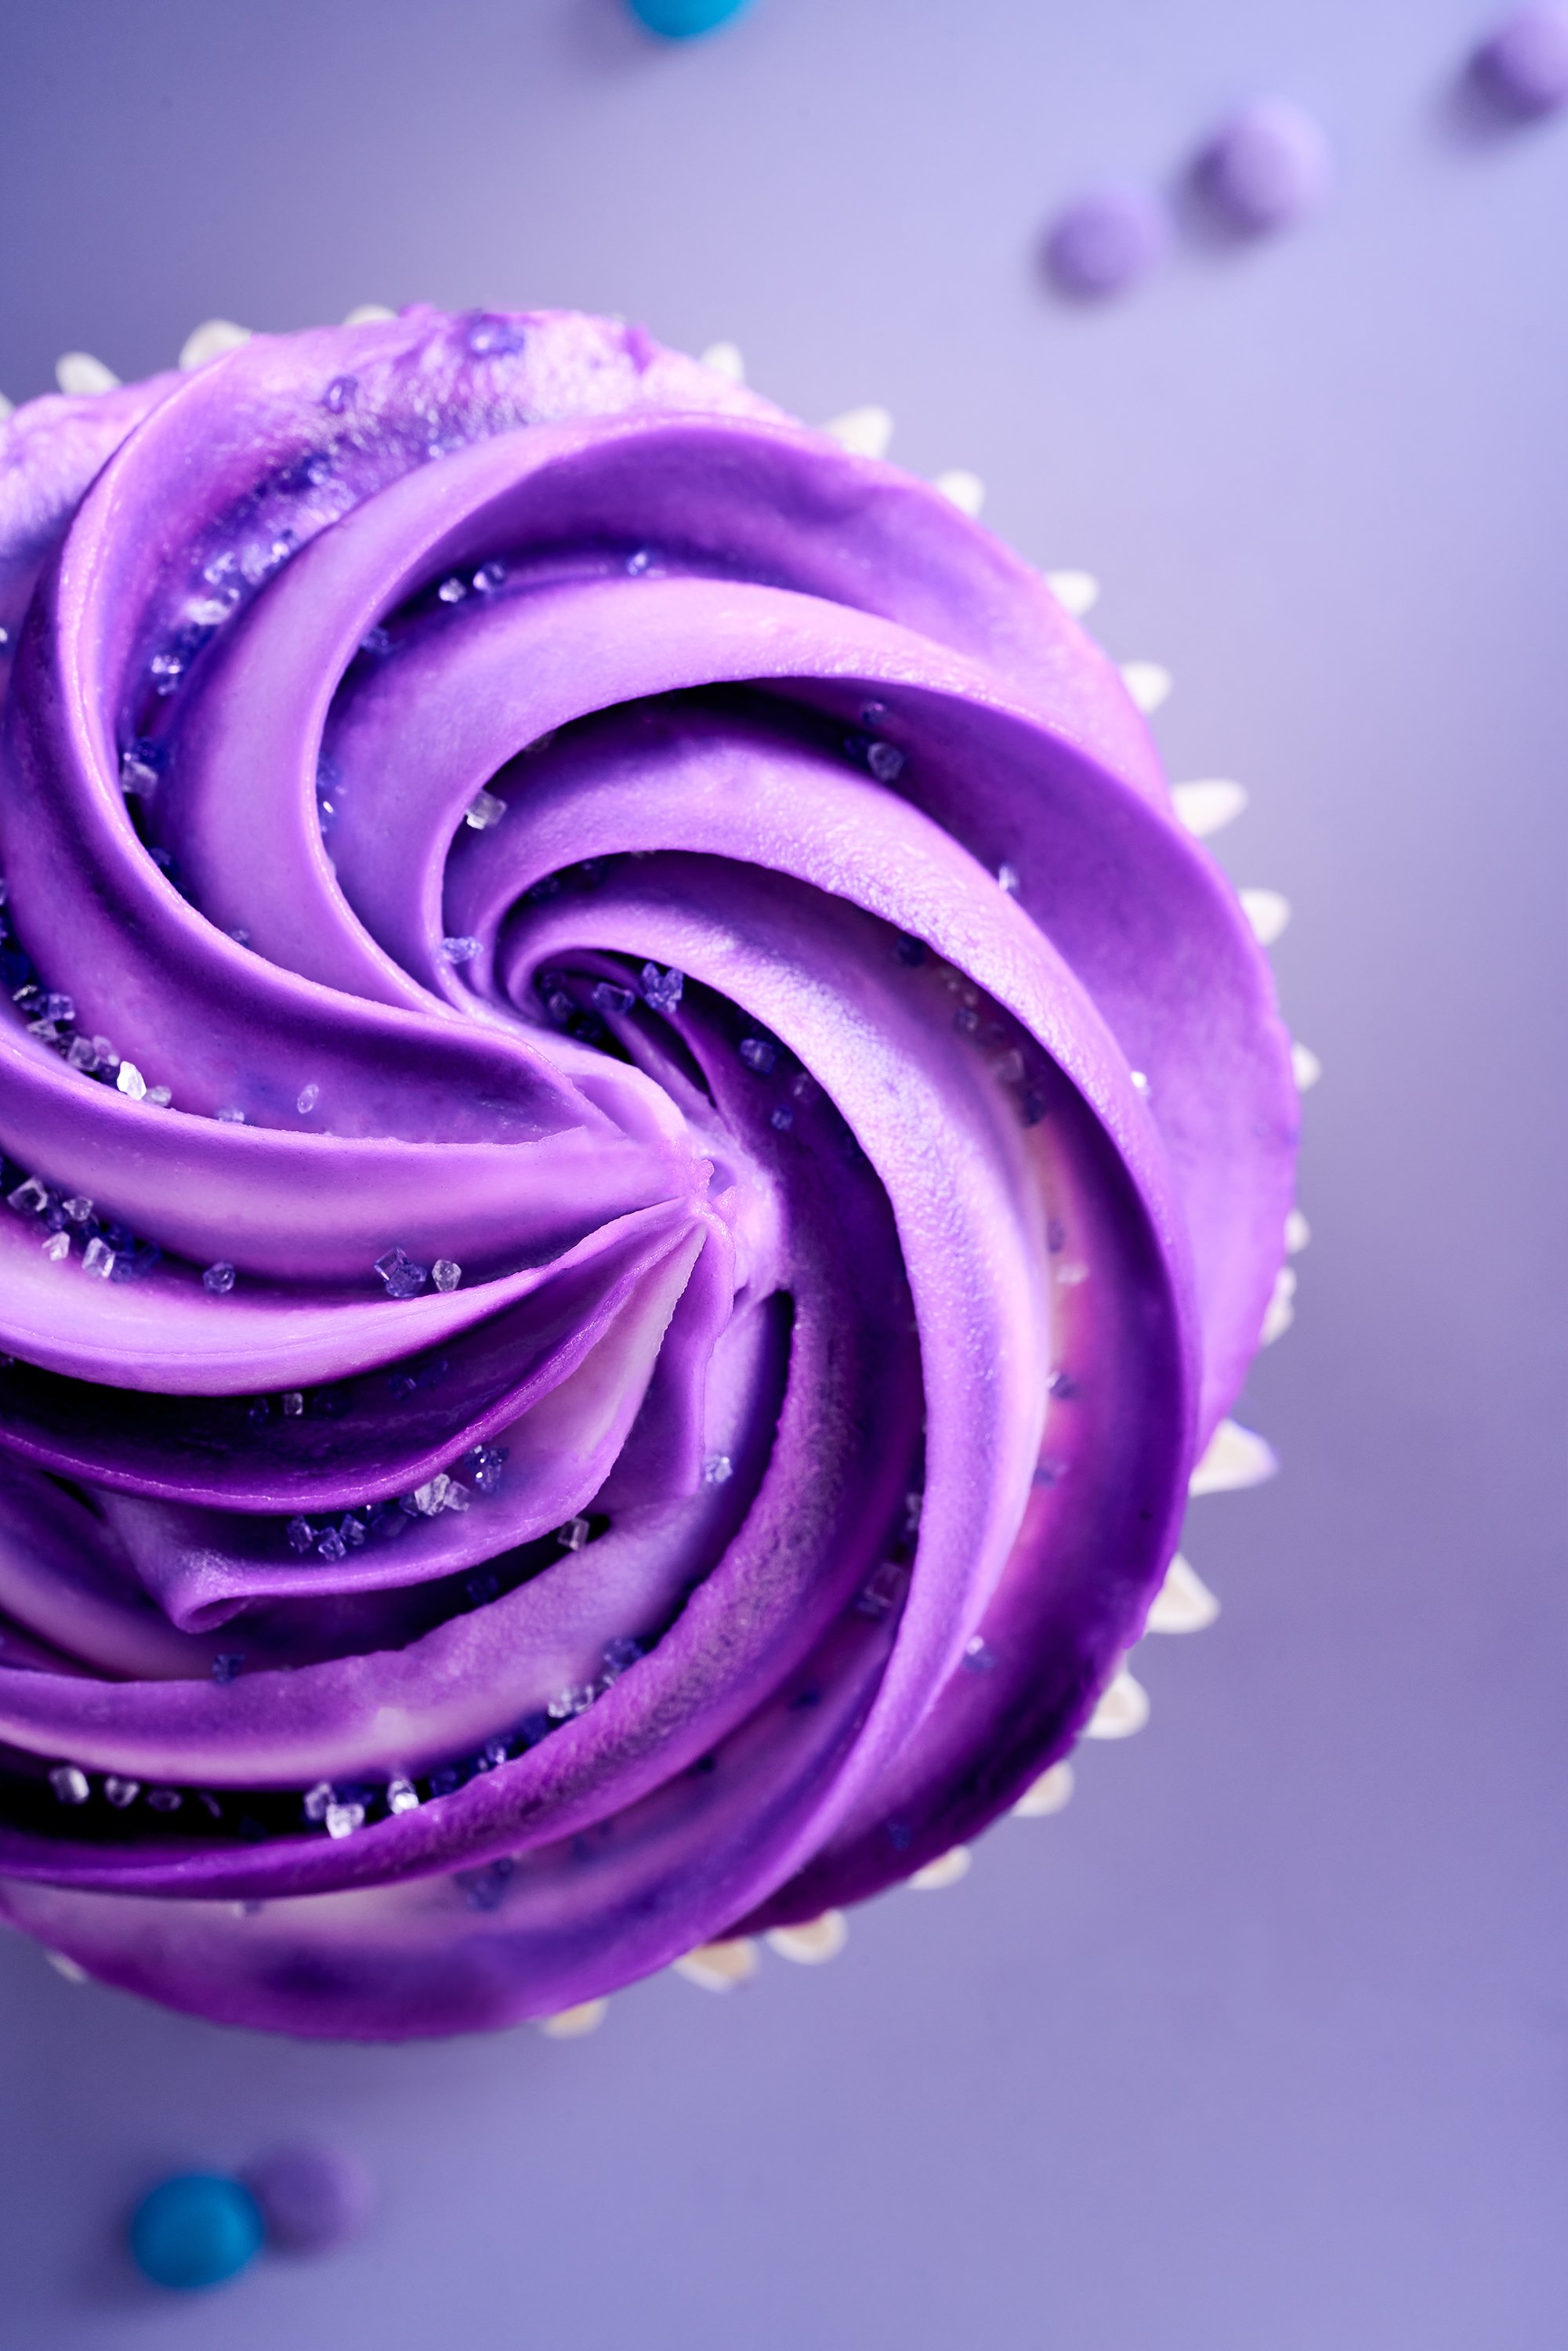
375,1246,429,1300
639,962,683,1015
464,788,506,830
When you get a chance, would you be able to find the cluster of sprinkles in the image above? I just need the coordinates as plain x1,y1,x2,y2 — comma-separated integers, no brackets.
534,948,683,1049
32,1441,926,1853
0,877,171,1107
4,1163,163,1281
281,1439,505,1563
34,1610,656,1850
373,1244,462,1299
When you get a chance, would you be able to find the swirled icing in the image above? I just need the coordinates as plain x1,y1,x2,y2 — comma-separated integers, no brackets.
0,308,1295,2036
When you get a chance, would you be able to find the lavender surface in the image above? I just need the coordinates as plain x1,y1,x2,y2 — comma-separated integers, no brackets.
0,2,1562,2344
0,307,1291,2035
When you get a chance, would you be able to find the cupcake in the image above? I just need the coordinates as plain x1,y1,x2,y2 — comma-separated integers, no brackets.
0,307,1297,2038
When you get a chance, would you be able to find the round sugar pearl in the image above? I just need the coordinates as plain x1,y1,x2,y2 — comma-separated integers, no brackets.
1044,184,1171,296
1198,98,1332,231
1474,5,1568,111
625,0,753,35
129,2175,264,2291
243,2140,375,2254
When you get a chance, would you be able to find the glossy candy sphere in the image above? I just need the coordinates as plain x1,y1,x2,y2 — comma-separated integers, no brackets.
129,2174,265,2291
626,0,753,36
1045,183,1171,296
243,2140,375,2255
1475,4,1568,112
1197,98,1332,232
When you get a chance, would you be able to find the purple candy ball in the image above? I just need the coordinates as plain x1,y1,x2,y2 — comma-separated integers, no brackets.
241,2142,374,2255
1045,183,1171,297
1198,98,1332,232
1475,3,1568,111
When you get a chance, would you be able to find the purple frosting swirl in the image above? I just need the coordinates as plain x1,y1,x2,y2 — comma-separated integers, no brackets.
0,308,1295,2037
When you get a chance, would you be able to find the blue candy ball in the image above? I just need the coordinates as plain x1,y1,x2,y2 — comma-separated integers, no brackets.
625,0,753,37
129,2174,265,2291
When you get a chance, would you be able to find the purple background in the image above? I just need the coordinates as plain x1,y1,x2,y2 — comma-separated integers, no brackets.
0,1,1564,2342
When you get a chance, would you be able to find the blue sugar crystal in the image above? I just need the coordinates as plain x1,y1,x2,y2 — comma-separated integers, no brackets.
458,1857,516,1911
465,313,527,358
463,1443,507,1494
639,962,683,1015
374,1245,429,1300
